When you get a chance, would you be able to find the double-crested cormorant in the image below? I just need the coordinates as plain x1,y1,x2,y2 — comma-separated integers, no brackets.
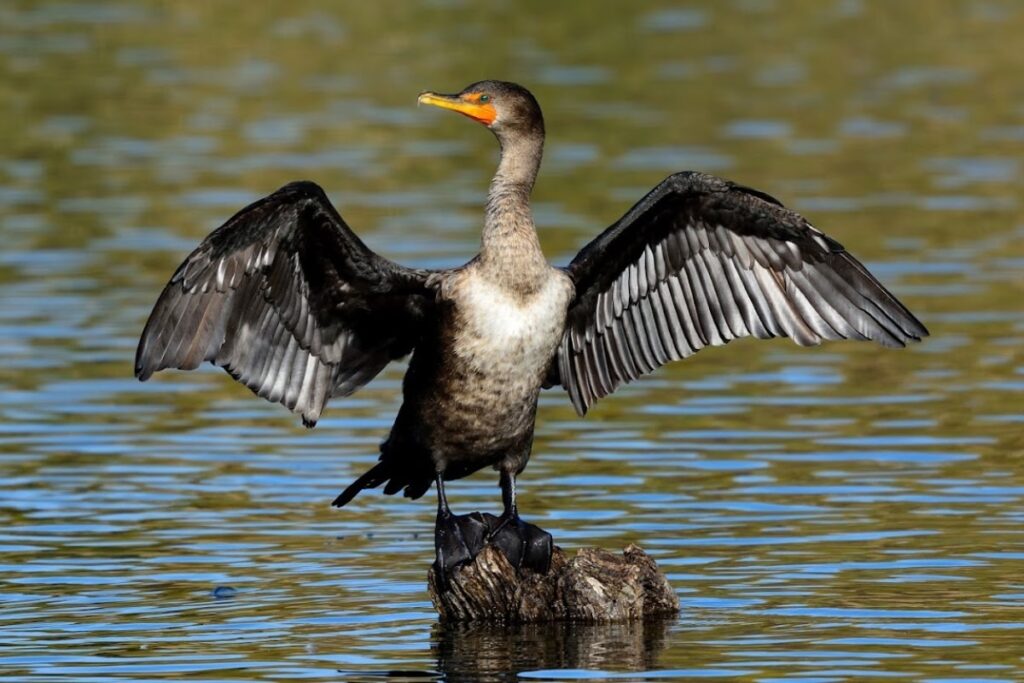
136,80,927,578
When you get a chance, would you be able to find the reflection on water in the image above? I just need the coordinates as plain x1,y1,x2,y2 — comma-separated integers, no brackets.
3,0,1024,681
428,620,672,683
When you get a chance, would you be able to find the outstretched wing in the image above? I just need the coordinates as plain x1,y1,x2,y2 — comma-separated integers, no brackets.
557,172,928,415
135,181,435,426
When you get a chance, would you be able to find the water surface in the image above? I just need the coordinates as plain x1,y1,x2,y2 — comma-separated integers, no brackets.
2,1,1024,681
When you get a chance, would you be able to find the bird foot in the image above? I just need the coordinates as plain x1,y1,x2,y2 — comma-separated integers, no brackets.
487,512,553,574
434,511,490,588
433,511,553,586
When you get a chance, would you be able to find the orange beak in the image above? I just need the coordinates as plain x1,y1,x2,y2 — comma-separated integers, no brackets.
418,91,497,126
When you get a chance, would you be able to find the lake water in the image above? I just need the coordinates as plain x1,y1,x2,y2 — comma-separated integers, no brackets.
2,1,1023,681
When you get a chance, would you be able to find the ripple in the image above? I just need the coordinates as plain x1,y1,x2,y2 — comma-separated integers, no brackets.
3,3,1024,681
639,8,709,32
723,120,792,139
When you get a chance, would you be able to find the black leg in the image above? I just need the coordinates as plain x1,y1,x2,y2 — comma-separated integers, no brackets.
433,474,489,587
436,472,453,516
488,469,518,537
486,470,553,574
501,469,518,518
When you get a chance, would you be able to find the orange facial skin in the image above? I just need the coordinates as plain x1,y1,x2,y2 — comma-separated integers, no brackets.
418,91,497,126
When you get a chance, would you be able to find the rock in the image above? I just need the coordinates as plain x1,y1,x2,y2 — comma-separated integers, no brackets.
428,543,679,623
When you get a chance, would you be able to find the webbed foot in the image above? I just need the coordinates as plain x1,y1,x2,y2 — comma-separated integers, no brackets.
433,510,554,585
433,510,490,587
431,471,555,587
488,513,553,574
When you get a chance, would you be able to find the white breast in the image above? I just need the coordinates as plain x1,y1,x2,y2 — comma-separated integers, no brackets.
454,270,573,375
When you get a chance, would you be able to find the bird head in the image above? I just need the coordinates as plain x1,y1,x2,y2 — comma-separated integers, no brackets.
418,80,544,142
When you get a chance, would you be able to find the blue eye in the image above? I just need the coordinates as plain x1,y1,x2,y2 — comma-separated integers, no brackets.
479,94,490,103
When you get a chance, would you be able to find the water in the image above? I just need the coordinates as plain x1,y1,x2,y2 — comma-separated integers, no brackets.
2,1,1023,680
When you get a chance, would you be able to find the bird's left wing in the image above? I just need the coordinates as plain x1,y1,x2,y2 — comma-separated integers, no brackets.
555,172,928,415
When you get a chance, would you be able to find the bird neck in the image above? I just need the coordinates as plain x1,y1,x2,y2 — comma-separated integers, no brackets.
492,129,543,194
480,131,546,282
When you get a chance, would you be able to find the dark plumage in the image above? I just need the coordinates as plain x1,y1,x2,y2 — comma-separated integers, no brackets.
135,181,433,427
136,80,927,575
558,172,927,414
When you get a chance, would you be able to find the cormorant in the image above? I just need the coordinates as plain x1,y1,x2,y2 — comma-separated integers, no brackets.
135,80,927,579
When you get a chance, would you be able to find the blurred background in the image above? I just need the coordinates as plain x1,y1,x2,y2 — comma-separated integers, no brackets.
1,1,1023,681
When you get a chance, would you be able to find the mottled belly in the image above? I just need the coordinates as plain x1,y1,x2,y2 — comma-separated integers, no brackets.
425,269,573,472
430,372,539,473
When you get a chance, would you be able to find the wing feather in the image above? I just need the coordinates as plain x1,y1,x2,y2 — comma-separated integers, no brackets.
558,172,928,414
136,181,435,426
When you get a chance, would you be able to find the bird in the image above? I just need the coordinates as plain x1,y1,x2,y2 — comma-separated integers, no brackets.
135,80,928,579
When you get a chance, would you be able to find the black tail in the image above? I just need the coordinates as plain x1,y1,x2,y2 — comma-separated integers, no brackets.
332,462,391,508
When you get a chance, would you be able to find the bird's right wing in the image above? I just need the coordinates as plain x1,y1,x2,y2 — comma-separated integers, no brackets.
135,181,436,427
